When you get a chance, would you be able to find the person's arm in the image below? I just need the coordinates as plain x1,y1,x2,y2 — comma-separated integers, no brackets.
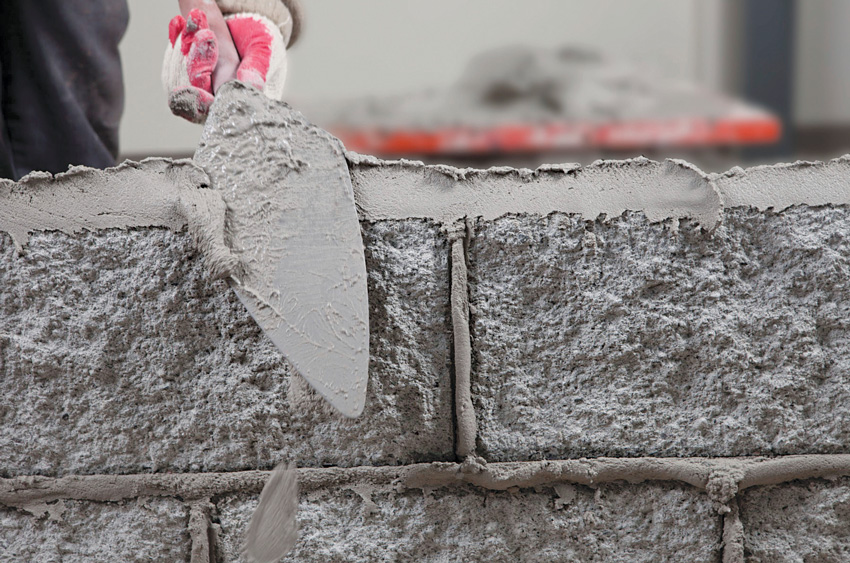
178,0,239,92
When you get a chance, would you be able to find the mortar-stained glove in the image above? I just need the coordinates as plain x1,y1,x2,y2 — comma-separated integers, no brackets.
162,10,289,124
162,9,219,123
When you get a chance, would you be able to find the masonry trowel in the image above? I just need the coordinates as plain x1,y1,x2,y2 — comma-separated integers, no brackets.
194,82,369,418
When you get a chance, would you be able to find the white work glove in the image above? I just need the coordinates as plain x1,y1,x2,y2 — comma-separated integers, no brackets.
162,8,288,123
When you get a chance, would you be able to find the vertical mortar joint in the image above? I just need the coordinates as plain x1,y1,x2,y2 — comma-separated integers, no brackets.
447,217,478,460
721,497,745,563
188,499,215,563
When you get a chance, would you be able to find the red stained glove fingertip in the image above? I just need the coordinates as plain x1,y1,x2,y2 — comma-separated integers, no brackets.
181,9,211,56
168,15,186,47
186,9,208,32
187,28,218,93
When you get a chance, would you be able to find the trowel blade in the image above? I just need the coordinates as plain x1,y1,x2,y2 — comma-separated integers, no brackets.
195,83,369,418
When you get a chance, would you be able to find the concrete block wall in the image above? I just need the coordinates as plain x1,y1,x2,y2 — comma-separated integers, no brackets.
4,116,850,559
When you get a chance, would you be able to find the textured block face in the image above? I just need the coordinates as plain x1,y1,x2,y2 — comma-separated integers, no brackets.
741,478,850,562
470,206,850,460
216,483,720,562
0,221,452,476
358,220,454,464
0,499,189,562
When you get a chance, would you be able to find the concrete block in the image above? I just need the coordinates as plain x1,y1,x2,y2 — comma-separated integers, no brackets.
0,220,452,476
216,482,720,562
470,205,850,460
740,478,850,562
0,498,189,562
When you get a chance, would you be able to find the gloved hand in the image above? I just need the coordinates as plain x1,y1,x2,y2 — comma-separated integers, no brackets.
162,9,219,123
162,8,289,123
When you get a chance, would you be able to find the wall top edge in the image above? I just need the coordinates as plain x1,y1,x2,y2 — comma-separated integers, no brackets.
2,151,850,248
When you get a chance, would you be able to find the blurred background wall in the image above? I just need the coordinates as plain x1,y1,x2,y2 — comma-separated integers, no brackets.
119,0,711,156
796,1,850,152
119,0,850,168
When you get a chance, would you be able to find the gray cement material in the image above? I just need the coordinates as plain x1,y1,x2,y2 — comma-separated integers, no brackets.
216,482,720,562
0,158,240,281
740,478,850,562
16,457,850,562
196,83,370,418
449,223,477,458
0,221,452,476
3,153,847,264
349,154,722,230
0,498,189,562
7,456,850,509
0,159,203,249
470,205,850,460
714,157,850,211
349,154,850,228
188,501,215,563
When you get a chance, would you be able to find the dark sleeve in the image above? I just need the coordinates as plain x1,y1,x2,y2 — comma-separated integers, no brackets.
0,0,129,179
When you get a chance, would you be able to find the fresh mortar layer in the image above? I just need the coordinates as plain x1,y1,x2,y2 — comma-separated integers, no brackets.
6,457,850,509
347,152,850,224
0,158,238,279
5,146,850,253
